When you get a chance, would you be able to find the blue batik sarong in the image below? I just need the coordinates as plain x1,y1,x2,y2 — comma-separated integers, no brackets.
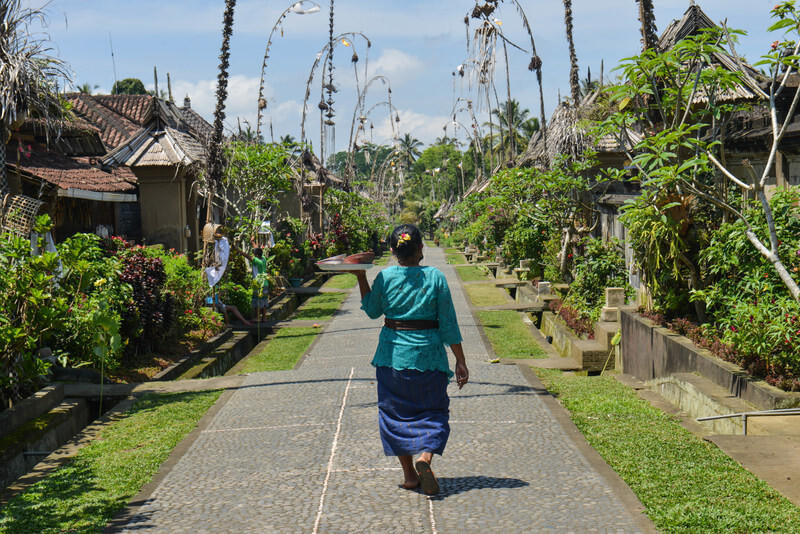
376,366,450,456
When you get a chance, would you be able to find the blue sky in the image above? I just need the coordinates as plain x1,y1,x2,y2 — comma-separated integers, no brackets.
41,1,775,151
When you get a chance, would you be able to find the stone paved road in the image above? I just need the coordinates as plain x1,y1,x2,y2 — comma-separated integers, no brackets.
111,246,656,533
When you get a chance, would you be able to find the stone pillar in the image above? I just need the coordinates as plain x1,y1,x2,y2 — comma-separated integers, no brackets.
600,287,625,322
537,281,551,295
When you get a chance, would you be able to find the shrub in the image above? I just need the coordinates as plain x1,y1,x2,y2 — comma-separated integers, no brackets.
0,216,65,407
502,221,549,273
549,299,595,339
217,281,252,319
564,237,632,322
55,234,130,369
638,308,800,392
118,249,176,357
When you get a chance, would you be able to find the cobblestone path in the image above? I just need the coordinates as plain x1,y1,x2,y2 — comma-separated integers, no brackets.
114,246,656,533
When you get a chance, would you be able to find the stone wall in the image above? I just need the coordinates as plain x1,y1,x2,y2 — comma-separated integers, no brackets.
620,309,800,410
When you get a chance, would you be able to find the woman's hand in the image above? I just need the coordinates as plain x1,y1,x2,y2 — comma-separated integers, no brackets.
455,361,469,389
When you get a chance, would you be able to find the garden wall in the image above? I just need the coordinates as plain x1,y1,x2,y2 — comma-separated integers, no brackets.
620,309,800,410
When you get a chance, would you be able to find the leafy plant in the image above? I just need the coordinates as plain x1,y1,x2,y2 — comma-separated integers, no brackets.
564,237,633,322
0,216,66,406
118,249,176,357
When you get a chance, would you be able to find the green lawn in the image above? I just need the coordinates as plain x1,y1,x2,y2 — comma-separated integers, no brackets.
0,391,221,534
534,369,800,533
238,327,319,373
455,265,491,281
476,310,547,359
446,253,467,265
323,273,357,289
465,283,510,307
292,292,348,322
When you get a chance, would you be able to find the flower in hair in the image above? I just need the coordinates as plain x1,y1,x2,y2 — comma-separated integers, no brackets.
398,232,411,244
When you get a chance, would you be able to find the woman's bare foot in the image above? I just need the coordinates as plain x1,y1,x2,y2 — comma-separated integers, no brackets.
398,455,419,490
401,479,420,490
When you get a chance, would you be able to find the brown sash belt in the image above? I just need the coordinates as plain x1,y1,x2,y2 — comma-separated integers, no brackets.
384,318,440,331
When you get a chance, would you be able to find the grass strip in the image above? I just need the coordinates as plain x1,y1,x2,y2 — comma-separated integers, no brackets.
534,368,800,533
446,254,467,265
292,292,348,322
465,283,510,307
455,265,491,282
374,254,390,266
476,310,546,359
0,390,221,534
444,247,460,254
324,273,357,289
239,327,318,373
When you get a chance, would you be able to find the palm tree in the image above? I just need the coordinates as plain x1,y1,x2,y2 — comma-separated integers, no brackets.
482,99,531,163
398,133,422,169
206,0,236,222
77,82,99,95
580,67,600,98
521,117,540,140
433,136,458,147
0,1,70,199
563,0,580,104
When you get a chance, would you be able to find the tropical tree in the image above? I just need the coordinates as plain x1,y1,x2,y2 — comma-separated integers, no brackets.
398,133,423,169
77,82,99,95
482,99,531,163
600,7,800,306
432,135,459,147
521,117,540,141
0,0,70,199
111,78,147,95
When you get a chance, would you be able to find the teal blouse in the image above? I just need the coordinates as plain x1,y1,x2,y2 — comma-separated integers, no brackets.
360,265,462,377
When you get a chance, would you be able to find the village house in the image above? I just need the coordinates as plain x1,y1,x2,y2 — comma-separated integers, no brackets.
68,93,212,254
3,117,139,242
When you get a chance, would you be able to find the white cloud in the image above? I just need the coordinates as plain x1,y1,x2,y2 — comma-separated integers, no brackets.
370,49,426,86
369,109,453,147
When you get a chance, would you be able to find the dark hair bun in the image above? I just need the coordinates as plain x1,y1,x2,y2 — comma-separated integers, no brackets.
390,224,422,261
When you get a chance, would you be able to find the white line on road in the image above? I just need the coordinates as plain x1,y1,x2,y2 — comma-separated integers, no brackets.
201,422,330,433
428,498,438,534
312,366,355,534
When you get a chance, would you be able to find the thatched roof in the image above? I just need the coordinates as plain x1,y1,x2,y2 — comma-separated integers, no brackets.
658,4,764,104
299,150,343,188
516,98,642,169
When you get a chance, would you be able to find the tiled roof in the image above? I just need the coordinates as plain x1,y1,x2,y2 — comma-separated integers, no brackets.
180,106,213,139
7,144,137,193
16,116,107,157
90,94,154,125
66,93,141,151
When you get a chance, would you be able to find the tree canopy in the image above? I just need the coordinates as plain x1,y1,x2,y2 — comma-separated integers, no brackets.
111,78,148,95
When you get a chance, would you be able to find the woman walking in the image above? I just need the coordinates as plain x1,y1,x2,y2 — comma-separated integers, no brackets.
354,224,469,495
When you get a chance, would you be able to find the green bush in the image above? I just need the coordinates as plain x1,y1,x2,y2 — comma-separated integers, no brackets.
0,216,65,406
217,281,252,319
502,221,549,273
692,188,800,387
564,237,632,322
56,234,130,369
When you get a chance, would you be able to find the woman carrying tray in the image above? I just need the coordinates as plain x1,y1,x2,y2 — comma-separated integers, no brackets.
354,224,468,495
